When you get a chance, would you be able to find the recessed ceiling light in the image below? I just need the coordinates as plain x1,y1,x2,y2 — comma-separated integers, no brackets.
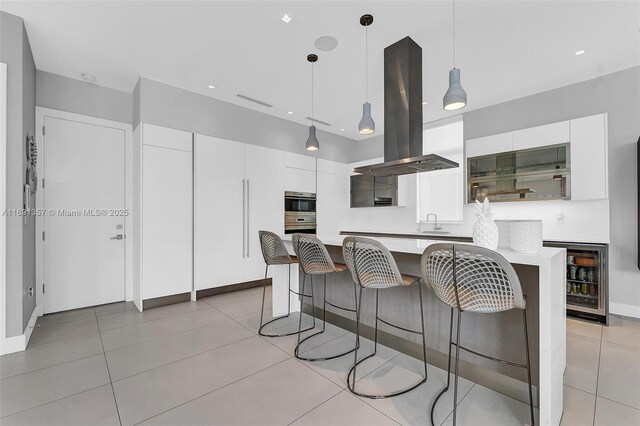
81,73,96,82
287,111,293,114
422,101,428,105
575,50,585,55
340,128,345,131
208,85,215,89
282,14,291,23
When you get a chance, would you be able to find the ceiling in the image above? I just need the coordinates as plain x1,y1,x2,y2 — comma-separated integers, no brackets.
2,1,639,140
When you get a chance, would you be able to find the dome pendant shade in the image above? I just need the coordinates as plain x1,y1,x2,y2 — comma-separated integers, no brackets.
306,125,319,151
358,102,375,135
443,68,467,111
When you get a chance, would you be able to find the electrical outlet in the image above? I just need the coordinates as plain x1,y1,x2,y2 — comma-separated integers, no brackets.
555,213,564,224
27,286,33,297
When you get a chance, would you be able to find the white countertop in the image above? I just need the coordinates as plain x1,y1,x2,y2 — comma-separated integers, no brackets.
283,233,565,267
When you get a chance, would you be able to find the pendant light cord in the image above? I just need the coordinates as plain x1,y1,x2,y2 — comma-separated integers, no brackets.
365,23,369,102
453,0,456,67
311,61,314,124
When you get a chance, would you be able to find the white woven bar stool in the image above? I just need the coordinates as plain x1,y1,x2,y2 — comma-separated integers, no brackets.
421,243,535,426
342,236,428,399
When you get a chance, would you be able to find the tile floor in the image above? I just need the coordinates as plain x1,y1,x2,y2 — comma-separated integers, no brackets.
0,286,638,425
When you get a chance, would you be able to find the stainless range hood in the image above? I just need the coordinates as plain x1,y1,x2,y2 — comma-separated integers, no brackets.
353,37,459,177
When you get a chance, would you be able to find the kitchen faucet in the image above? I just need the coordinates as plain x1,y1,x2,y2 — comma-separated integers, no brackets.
425,213,442,231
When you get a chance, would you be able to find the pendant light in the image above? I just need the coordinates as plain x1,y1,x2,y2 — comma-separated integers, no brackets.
443,0,467,111
306,53,320,151
358,14,375,135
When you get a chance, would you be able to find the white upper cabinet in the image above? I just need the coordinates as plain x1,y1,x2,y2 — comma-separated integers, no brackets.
284,152,316,193
570,114,608,201
317,159,349,237
141,124,193,300
194,135,246,290
512,121,570,151
466,132,513,158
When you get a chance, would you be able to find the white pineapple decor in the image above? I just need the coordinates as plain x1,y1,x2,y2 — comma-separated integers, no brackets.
472,198,499,250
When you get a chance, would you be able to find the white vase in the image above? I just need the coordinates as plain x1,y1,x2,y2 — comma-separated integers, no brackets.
473,218,499,250
510,220,543,253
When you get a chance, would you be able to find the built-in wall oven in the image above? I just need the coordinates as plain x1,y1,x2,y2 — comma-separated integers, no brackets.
284,191,316,234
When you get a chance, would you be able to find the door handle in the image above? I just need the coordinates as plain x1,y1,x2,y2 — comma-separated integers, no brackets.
110,234,124,240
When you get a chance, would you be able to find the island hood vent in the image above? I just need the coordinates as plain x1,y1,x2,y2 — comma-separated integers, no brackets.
353,37,459,177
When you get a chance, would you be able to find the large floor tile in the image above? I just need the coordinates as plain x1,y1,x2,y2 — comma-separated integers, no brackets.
602,315,640,349
564,334,600,394
210,295,265,319
0,354,110,418
35,307,96,327
106,319,254,381
303,333,399,389
0,384,119,426
264,320,347,356
140,358,341,426
94,301,138,317
566,318,603,341
440,385,536,426
27,317,99,347
100,307,228,351
97,301,209,331
560,385,596,426
594,397,640,426
291,390,398,425
113,336,289,425
597,341,640,409
0,333,103,379
357,353,473,426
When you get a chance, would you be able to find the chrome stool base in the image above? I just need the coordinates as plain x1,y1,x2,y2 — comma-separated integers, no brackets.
347,283,428,399
294,274,358,362
258,264,316,338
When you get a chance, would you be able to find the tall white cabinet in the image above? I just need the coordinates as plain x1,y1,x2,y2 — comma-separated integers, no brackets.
194,135,284,291
140,124,193,303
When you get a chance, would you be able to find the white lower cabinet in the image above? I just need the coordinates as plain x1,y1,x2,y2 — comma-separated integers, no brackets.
141,124,193,301
194,137,285,291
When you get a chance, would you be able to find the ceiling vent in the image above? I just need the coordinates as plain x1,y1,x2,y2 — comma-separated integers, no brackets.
236,94,273,108
305,117,331,127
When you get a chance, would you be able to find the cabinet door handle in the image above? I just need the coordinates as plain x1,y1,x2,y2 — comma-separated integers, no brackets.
246,179,250,257
242,179,246,258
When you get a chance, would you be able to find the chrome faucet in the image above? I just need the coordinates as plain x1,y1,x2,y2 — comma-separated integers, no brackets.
426,213,442,231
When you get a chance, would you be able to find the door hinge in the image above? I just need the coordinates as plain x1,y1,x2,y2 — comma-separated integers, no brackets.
42,231,45,241
42,126,45,136
42,283,45,294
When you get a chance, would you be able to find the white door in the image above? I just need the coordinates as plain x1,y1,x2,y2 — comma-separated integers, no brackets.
194,135,245,289
245,144,285,280
43,117,125,313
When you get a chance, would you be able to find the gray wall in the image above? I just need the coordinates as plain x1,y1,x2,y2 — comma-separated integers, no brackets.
0,11,36,336
36,70,132,124
463,66,640,312
135,78,358,163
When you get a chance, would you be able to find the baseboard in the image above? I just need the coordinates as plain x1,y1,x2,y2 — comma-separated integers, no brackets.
143,292,191,310
196,279,269,299
609,302,640,319
0,307,39,355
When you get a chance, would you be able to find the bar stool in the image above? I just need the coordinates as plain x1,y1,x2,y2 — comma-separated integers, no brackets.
258,230,315,337
342,236,428,399
421,243,534,426
292,233,358,361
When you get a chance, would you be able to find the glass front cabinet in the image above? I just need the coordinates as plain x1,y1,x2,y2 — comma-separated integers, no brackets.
468,143,570,203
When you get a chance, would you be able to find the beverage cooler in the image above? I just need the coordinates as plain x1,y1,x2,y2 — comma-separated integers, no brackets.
545,241,608,324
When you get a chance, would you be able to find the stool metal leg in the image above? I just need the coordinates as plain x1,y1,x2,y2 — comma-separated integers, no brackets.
431,307,454,426
259,263,315,337
452,309,462,425
348,283,428,399
523,309,535,426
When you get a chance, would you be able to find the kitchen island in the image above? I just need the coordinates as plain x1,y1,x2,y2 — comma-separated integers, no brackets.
275,232,566,425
